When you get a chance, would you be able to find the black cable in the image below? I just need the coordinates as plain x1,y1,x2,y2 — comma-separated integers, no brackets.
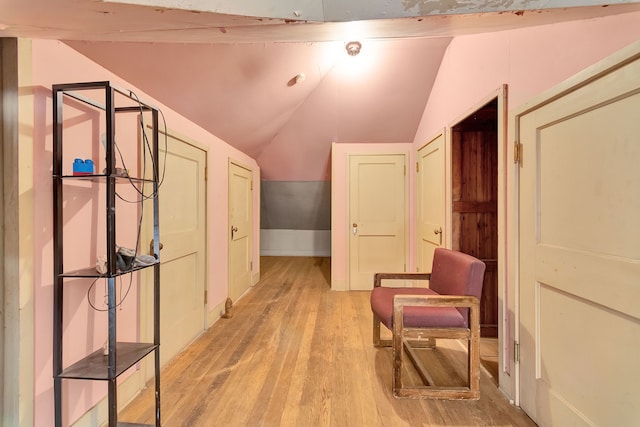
87,88,165,311
157,107,169,187
128,90,168,190
86,277,102,311
112,90,167,265
113,140,157,202
112,89,167,202
87,275,134,312
125,92,167,259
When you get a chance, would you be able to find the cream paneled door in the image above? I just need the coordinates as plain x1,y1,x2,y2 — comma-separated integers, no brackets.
518,46,640,426
228,161,253,302
417,133,445,273
156,133,207,366
349,154,406,291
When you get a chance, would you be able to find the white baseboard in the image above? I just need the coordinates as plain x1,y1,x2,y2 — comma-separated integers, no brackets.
207,299,225,327
332,278,347,291
260,229,331,257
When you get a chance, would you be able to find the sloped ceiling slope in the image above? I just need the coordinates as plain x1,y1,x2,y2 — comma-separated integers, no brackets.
66,38,450,180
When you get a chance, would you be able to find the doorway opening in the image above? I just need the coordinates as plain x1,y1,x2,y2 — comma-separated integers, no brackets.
451,98,498,338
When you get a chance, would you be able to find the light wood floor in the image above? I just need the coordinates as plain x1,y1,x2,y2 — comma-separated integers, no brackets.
120,256,536,426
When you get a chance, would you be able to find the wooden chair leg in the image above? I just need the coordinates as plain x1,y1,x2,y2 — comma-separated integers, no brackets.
392,307,404,396
373,314,392,348
391,296,481,400
469,300,481,396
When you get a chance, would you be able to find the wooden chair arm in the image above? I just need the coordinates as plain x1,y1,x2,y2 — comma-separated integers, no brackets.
392,294,479,309
373,272,431,288
392,295,481,336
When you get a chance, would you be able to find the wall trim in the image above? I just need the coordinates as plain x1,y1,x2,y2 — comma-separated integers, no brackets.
446,84,511,397
260,229,331,257
1,37,35,427
207,299,225,327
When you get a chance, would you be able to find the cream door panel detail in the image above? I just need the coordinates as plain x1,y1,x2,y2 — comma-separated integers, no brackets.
349,154,406,291
156,134,207,366
518,50,640,426
229,162,253,302
417,133,445,274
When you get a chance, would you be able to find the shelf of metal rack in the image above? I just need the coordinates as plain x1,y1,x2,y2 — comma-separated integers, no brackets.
58,262,159,279
57,342,158,380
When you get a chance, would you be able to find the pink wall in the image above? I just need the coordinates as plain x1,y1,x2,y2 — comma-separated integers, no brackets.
29,39,259,425
414,12,640,144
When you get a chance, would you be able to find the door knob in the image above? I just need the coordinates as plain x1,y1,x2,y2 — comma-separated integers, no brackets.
433,227,443,245
149,239,163,255
352,223,358,235
231,226,238,239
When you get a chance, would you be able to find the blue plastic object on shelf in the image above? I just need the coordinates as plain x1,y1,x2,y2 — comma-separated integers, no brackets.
72,159,94,176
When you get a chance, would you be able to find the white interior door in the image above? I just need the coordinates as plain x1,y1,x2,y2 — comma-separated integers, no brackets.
349,154,406,291
228,161,253,302
518,46,640,426
141,131,207,367
159,134,207,366
417,133,445,273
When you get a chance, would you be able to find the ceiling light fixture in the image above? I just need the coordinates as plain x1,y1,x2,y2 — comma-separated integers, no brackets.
345,41,362,56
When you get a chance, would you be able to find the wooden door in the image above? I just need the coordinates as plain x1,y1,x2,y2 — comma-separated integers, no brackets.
228,161,253,302
348,154,406,291
451,100,498,337
153,132,207,366
518,47,640,426
417,134,445,273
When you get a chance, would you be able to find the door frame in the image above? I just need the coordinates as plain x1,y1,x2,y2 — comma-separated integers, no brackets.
330,143,413,291
1,38,34,427
1,36,17,427
445,85,510,390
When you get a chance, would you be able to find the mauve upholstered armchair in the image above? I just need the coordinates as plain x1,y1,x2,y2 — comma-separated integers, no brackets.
370,248,486,399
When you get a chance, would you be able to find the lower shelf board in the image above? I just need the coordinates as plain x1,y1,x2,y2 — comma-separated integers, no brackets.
117,423,155,427
57,342,158,380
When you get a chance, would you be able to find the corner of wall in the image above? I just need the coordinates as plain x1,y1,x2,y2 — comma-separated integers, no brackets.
1,36,35,427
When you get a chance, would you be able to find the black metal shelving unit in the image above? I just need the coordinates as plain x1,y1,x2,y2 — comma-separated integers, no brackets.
52,81,161,427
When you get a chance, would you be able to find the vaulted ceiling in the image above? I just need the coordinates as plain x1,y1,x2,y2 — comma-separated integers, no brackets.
3,0,640,180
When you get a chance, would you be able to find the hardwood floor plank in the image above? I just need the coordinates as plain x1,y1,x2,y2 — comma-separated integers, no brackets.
120,256,535,426
290,271,334,426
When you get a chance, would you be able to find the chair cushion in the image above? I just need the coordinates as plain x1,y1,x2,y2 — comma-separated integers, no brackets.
429,248,486,325
370,287,466,330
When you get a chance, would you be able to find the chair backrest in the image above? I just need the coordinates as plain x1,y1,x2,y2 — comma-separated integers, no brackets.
429,248,486,325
